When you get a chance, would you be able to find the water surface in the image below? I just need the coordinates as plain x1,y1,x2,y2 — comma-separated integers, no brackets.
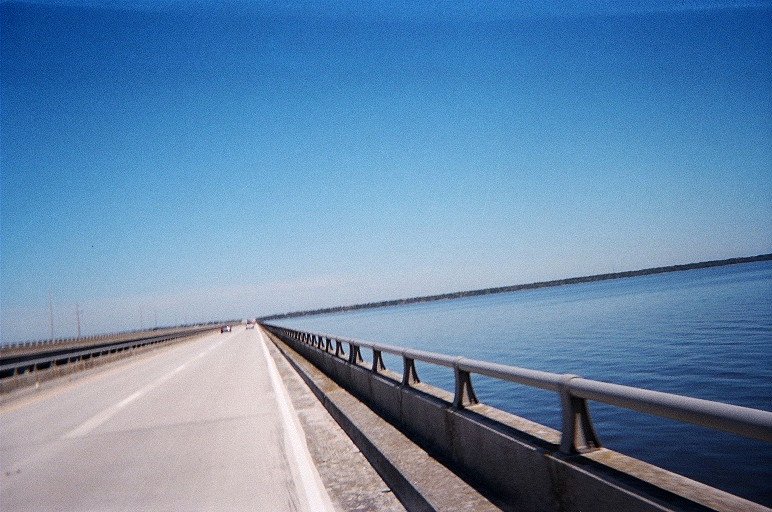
278,261,772,505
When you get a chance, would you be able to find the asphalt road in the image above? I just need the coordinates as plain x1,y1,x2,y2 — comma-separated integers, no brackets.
0,326,335,512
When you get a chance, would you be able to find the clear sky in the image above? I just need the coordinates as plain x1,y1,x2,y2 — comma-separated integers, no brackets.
1,0,771,343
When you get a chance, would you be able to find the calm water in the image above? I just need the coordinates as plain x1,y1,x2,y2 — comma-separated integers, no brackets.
277,261,772,505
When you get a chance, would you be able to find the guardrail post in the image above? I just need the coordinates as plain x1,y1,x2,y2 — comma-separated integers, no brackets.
348,343,363,365
372,349,385,372
559,374,601,454
335,339,345,358
453,360,479,408
402,357,420,386
324,337,332,352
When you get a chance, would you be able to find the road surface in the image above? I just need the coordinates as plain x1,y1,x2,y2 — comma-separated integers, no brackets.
0,326,335,512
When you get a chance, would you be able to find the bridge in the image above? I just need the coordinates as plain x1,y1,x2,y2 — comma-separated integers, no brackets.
1,324,770,511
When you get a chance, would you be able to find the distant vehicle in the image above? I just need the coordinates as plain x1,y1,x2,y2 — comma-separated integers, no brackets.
220,325,232,333
246,319,256,329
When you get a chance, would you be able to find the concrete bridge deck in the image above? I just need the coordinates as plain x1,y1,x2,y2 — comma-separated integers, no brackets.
0,326,403,511
3,325,769,511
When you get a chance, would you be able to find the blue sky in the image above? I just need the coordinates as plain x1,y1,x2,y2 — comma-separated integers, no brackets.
1,0,771,342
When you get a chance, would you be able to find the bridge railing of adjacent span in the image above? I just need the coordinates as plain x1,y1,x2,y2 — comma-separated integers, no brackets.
261,323,772,455
0,325,224,380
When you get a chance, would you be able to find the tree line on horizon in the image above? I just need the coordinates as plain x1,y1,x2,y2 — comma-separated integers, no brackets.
258,254,772,322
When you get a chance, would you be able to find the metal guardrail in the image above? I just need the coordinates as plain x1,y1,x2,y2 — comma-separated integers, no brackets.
0,326,219,379
1,321,238,353
262,323,772,454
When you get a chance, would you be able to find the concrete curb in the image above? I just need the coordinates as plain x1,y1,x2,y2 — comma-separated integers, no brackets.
263,333,406,512
264,329,501,512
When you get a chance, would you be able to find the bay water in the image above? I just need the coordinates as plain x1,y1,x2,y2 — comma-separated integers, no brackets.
277,261,772,505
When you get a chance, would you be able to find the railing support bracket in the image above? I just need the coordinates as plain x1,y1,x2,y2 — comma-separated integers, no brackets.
372,349,385,372
402,357,420,386
349,344,363,365
453,361,479,408
560,374,601,454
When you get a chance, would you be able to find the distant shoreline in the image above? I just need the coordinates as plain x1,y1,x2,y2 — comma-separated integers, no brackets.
258,253,772,322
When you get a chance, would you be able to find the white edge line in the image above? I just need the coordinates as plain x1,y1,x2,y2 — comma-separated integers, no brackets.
258,328,337,512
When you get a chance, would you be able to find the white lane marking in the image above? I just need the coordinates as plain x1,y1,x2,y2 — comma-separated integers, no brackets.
257,329,336,512
63,339,225,439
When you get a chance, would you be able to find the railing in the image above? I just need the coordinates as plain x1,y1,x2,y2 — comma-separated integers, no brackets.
0,325,220,379
262,323,772,454
0,321,237,352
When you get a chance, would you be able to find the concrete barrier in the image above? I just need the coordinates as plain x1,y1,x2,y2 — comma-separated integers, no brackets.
266,325,768,512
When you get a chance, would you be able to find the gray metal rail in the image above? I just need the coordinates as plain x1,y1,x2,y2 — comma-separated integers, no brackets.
0,326,219,379
1,320,238,353
262,323,772,454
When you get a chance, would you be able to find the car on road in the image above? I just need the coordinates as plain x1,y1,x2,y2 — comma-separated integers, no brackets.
246,320,255,329
220,325,232,333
